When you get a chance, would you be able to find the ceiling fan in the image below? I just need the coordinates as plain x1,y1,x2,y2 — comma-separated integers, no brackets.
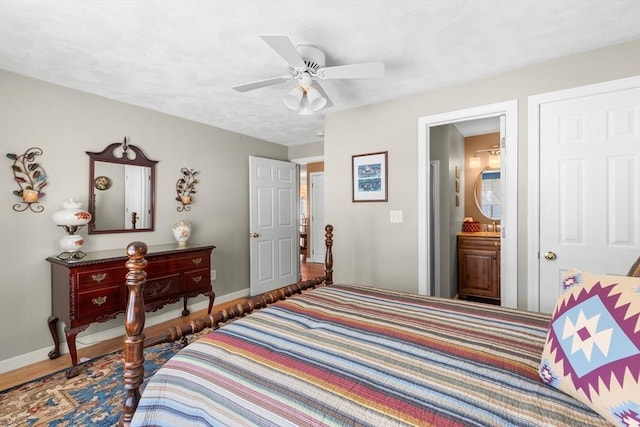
232,35,385,114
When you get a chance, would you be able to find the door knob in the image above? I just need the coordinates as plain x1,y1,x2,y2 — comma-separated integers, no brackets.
544,251,557,261
249,232,260,238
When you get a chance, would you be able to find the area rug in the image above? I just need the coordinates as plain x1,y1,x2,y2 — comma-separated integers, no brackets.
0,338,194,426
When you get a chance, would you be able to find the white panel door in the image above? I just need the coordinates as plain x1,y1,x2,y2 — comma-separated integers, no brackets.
249,156,298,295
538,87,640,313
124,165,151,229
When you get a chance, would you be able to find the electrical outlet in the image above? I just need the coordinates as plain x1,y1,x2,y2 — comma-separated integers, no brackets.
211,269,216,280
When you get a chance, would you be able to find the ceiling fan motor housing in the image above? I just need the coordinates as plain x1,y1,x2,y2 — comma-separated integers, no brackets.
290,45,326,75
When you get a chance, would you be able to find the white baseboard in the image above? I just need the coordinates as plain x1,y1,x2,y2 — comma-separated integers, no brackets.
0,288,250,374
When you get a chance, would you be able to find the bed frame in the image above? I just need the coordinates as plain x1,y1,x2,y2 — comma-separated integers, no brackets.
119,225,334,426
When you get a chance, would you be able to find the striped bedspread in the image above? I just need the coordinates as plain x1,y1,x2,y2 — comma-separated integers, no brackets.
131,284,608,426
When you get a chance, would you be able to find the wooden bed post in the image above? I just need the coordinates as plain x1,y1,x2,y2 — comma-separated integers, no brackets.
119,226,335,425
120,242,148,427
324,224,333,285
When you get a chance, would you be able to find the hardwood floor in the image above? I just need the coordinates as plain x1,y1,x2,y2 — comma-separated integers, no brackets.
0,261,326,391
301,259,324,280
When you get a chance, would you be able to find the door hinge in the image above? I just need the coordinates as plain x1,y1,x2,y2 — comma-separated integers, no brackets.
501,136,506,148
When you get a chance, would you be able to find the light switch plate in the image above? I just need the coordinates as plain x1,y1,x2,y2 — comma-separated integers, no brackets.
390,210,403,223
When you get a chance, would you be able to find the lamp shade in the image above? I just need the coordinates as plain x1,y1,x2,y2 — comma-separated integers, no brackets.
52,199,92,226
283,87,304,110
298,96,314,115
305,87,327,111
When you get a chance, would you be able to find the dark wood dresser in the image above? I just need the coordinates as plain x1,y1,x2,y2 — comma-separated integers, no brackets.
46,243,215,378
457,232,500,302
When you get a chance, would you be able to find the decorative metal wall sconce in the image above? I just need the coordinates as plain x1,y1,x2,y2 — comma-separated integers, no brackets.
176,168,199,212
7,147,47,212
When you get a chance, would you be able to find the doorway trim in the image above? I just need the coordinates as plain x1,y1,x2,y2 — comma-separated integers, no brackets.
309,171,325,263
417,100,518,308
291,156,325,264
527,76,640,311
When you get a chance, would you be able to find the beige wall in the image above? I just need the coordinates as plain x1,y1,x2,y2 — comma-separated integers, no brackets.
324,40,640,302
0,70,287,362
288,141,324,160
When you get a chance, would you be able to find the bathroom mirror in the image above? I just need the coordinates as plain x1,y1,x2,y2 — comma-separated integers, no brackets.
474,167,501,221
87,139,158,234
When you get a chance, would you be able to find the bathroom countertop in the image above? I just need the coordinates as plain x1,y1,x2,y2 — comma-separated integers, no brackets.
457,231,501,238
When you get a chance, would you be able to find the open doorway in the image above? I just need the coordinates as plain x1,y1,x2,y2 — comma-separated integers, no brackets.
293,157,325,279
417,100,518,308
428,119,502,303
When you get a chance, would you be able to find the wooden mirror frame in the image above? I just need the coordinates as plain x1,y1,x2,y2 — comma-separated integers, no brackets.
86,139,158,234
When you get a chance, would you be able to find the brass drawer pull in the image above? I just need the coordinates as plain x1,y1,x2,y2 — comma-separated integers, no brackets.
92,296,107,306
192,276,202,284
92,273,107,283
192,258,202,265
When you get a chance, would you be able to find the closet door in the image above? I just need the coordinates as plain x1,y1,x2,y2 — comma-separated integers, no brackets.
537,86,639,313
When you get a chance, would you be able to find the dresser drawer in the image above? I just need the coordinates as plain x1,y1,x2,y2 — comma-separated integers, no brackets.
76,286,122,321
184,269,210,292
76,265,127,290
146,251,210,277
143,274,182,301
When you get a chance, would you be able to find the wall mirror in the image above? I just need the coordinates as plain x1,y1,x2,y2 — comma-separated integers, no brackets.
87,138,158,234
474,167,501,221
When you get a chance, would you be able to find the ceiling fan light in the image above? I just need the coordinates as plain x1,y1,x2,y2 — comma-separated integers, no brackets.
305,87,327,111
283,87,303,110
298,96,314,115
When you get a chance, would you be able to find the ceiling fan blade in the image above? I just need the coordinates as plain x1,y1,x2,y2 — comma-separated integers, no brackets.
260,35,306,70
316,62,384,80
312,82,333,109
232,76,291,92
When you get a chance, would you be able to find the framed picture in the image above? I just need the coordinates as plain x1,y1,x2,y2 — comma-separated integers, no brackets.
352,151,388,202
94,175,112,191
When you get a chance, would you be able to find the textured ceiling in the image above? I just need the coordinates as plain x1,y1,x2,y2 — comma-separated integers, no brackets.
1,1,639,146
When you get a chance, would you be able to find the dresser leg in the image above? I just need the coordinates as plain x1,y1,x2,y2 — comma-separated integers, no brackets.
206,290,216,314
47,315,61,360
64,325,89,379
182,296,190,316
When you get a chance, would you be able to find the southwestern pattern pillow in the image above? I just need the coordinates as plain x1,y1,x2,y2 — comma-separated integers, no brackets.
539,270,640,426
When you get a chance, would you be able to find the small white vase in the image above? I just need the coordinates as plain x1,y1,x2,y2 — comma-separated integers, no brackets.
172,220,191,247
